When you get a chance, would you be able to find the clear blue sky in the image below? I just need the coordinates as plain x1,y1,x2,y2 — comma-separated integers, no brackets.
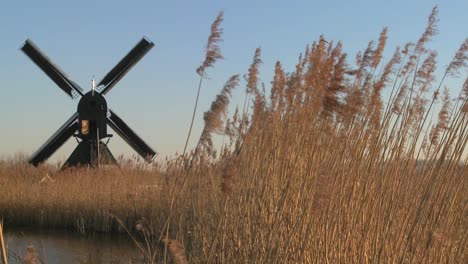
0,0,466,162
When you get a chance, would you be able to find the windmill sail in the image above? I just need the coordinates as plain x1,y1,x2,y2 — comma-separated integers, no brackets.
107,109,156,161
97,37,154,95
29,112,79,166
21,39,84,98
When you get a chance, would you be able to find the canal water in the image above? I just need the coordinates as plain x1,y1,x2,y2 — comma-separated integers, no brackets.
3,228,144,263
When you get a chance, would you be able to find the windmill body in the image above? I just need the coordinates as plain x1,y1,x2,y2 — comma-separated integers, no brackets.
77,91,108,141
63,91,112,167
21,37,157,168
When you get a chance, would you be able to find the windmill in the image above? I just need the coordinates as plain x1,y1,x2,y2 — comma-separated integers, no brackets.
21,37,157,167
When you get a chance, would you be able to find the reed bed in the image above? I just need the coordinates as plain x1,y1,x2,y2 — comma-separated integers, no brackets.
1,6,467,263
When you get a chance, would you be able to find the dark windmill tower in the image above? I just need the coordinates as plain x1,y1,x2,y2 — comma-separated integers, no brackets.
21,37,157,168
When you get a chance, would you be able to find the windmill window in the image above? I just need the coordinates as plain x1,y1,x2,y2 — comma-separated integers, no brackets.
82,120,89,135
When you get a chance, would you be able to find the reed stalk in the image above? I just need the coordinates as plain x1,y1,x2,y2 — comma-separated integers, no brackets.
0,221,7,264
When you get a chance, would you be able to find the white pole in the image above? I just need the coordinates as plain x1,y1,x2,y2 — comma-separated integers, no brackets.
92,78,95,96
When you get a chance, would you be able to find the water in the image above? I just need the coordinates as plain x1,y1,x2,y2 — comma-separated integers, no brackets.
3,228,144,263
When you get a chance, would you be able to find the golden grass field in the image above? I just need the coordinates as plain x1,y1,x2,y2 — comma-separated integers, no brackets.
1,7,467,263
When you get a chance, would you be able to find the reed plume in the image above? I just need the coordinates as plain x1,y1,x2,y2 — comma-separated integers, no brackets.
371,27,388,68
370,46,401,126
224,106,240,144
361,41,375,72
461,78,468,112
415,6,438,53
199,75,240,154
251,82,267,128
429,87,451,146
276,52,304,113
197,12,224,76
246,47,263,95
446,38,468,77
270,61,286,112
411,51,437,122
343,85,363,122
288,53,305,107
237,47,262,151
416,51,437,92
462,77,468,101
184,11,225,156
323,52,346,118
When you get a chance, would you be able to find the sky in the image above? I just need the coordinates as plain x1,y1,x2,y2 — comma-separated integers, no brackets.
0,0,466,162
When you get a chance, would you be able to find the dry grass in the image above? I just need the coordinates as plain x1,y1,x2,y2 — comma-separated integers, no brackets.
1,6,468,263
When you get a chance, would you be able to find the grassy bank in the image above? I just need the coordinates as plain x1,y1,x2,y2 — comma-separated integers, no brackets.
1,6,467,263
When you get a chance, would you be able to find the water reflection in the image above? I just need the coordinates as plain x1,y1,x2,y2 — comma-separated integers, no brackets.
4,228,143,263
